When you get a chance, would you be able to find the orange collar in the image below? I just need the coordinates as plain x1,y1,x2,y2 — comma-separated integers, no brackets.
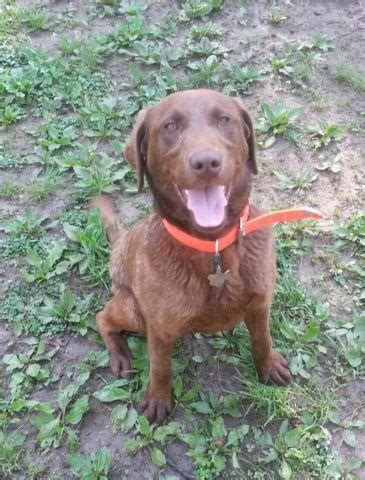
162,206,323,254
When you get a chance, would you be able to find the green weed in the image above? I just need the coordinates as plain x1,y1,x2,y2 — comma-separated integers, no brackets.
118,0,148,16
291,62,313,87
190,22,222,40
60,204,89,227
0,209,50,238
46,6,78,32
35,118,78,153
0,210,53,259
272,269,329,379
112,15,148,48
53,142,100,172
73,154,131,198
63,209,110,286
129,82,170,108
257,420,335,478
315,155,341,176
38,287,98,336
0,45,112,120
182,0,223,20
306,120,343,151
271,36,331,90
275,221,317,267
265,7,287,24
186,36,228,57
3,338,59,396
327,211,364,300
119,38,183,67
29,373,90,449
255,101,303,148
223,64,265,95
79,98,135,139
187,55,222,87
273,170,319,195
181,419,249,479
1,278,97,337
271,54,293,77
0,103,24,126
298,34,333,53
90,0,120,19
22,240,68,282
330,211,364,257
22,8,48,32
0,142,24,168
68,448,112,480
271,51,315,89
186,392,242,419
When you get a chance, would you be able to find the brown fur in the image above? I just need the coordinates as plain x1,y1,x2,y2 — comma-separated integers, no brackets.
95,89,291,424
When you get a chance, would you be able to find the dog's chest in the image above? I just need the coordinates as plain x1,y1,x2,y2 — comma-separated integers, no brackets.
185,254,269,333
187,273,253,333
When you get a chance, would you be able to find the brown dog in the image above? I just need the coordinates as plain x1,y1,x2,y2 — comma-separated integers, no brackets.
94,89,291,424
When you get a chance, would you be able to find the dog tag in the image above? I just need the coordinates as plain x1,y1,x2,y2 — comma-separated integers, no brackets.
208,253,230,288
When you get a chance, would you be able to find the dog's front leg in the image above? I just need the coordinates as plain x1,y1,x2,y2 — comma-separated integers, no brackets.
244,295,291,386
140,328,177,424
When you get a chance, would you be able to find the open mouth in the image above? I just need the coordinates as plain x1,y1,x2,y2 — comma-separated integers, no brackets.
178,185,229,228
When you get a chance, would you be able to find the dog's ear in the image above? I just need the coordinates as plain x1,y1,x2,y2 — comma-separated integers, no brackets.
233,99,258,175
124,109,149,191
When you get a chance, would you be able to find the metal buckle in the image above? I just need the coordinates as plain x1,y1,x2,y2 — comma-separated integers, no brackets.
239,217,246,237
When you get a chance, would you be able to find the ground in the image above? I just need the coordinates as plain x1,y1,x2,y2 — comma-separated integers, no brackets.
0,0,364,479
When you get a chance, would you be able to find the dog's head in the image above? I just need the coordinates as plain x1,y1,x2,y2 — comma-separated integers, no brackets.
124,89,257,237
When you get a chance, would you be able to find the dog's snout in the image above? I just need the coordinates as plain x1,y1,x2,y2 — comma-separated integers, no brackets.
189,150,222,178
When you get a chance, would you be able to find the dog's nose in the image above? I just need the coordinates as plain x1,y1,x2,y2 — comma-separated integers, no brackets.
189,150,222,178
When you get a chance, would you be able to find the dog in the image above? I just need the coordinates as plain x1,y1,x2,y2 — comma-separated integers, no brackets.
93,89,291,424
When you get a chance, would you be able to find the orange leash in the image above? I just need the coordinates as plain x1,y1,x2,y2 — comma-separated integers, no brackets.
162,206,322,254
244,207,322,234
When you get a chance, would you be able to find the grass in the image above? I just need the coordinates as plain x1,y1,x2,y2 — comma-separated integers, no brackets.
26,169,65,201
0,178,19,198
0,1,364,479
333,62,365,94
0,428,26,477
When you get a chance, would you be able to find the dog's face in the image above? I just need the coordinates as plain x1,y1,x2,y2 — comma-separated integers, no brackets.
124,89,257,237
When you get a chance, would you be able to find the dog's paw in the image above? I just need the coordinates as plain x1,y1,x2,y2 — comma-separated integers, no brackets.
139,394,172,425
257,350,291,386
110,350,133,379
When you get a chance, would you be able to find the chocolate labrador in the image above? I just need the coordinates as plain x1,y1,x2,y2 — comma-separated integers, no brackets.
93,89,291,424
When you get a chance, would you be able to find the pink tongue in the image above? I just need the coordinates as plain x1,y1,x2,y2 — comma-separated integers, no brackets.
185,186,227,228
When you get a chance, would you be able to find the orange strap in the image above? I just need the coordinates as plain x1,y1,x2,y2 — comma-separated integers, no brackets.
162,206,322,254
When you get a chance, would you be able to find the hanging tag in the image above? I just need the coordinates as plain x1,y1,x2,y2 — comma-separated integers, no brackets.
207,242,230,287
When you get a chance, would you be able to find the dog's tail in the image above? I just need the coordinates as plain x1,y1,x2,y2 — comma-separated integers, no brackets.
90,195,122,245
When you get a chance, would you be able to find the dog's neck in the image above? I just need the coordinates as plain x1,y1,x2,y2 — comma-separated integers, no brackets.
145,167,252,241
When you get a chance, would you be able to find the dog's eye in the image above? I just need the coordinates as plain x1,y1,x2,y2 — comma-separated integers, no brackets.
164,121,177,131
218,115,230,126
